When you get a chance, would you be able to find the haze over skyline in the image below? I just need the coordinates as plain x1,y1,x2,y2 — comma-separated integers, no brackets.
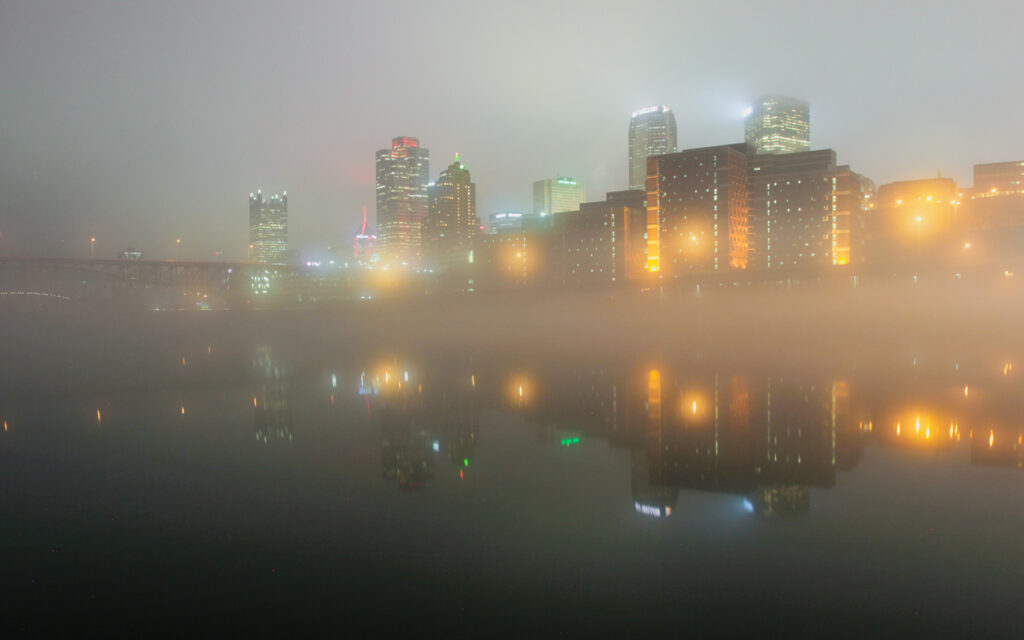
1,0,1021,261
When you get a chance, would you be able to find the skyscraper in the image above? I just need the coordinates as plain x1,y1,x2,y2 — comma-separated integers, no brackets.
745,95,811,155
532,176,586,218
249,190,288,264
423,154,478,270
376,136,430,267
646,144,749,276
628,105,677,191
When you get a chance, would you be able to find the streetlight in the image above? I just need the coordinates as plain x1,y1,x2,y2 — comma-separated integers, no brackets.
90,237,96,259
175,238,181,261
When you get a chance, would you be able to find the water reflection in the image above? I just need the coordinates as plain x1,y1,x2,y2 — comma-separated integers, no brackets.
348,354,1023,511
253,346,292,443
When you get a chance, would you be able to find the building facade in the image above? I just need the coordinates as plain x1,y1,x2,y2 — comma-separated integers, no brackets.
628,105,677,191
423,155,478,270
562,189,647,285
974,161,1024,195
532,176,586,217
745,95,811,155
249,190,288,264
748,150,838,270
376,136,430,267
646,144,750,276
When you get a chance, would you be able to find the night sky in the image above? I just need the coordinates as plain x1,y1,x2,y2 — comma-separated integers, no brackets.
1,0,1020,261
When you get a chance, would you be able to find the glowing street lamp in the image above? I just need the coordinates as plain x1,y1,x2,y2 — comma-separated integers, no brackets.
90,237,96,259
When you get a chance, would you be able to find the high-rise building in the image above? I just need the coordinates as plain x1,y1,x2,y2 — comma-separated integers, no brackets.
423,154,478,270
249,190,288,264
745,95,811,155
628,105,677,191
532,176,586,218
646,144,749,276
376,136,430,267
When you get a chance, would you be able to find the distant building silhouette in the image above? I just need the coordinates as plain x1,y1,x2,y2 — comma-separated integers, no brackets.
249,190,288,264
532,176,586,218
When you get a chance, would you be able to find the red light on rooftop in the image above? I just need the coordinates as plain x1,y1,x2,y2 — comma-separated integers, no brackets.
393,136,419,149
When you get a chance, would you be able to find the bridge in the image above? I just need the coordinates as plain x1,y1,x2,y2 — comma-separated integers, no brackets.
0,256,301,307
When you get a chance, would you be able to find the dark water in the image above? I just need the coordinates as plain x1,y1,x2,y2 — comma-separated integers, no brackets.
2,310,1023,635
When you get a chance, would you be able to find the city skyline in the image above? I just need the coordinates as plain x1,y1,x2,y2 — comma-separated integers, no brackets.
1,2,1021,262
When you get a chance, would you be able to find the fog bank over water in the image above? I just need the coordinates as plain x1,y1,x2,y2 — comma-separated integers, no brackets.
2,281,1021,396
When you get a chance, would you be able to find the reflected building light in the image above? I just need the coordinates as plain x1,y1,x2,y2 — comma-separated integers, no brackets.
743,499,755,513
634,502,670,518
96,409,101,425
180,406,186,415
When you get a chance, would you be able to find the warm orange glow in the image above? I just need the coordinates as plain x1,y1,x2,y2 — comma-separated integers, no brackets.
180,406,185,415
680,389,711,426
1003,362,1013,376
96,409,101,424
253,396,258,408
506,374,534,408
963,385,969,398
891,411,957,448
989,430,995,448
181,357,186,366
647,370,661,424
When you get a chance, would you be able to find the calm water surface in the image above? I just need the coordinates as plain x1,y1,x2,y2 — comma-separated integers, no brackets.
3,320,1023,634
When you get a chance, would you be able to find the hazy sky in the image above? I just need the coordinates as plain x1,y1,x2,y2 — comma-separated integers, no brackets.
1,0,1021,261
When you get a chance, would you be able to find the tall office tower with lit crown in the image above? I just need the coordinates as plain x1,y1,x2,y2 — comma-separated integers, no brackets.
645,144,749,276
533,176,586,218
376,136,430,267
423,154,478,269
745,95,811,155
628,105,677,190
249,190,288,264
